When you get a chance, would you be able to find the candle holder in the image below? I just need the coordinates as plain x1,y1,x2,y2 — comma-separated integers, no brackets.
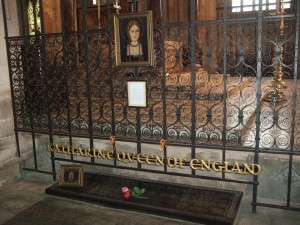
264,1,287,104
264,44,287,104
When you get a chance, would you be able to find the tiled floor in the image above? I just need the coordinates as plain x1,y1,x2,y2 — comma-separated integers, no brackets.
0,171,299,225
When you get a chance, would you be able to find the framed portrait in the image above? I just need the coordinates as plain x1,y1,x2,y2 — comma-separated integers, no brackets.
114,11,154,67
59,164,83,187
127,80,147,107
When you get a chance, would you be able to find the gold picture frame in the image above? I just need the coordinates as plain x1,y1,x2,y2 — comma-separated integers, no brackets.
114,11,154,67
127,80,147,107
59,164,83,187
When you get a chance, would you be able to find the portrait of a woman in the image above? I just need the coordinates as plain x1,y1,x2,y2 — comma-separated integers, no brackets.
114,11,153,66
125,19,144,62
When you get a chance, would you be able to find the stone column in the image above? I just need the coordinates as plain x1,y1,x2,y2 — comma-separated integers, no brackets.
0,0,34,185
0,0,19,184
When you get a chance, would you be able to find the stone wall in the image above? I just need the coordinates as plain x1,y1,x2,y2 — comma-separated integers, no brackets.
35,135,300,204
0,1,34,185
0,1,18,185
0,84,19,185
31,135,251,194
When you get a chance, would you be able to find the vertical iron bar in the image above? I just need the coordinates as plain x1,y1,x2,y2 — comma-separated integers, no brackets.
33,1,38,33
131,0,142,169
176,0,179,23
252,0,264,213
133,0,137,12
1,0,21,158
21,34,38,170
106,0,116,166
166,0,169,25
23,38,38,170
60,0,73,152
82,0,95,163
29,0,41,170
160,0,168,173
19,1,26,36
135,66,142,170
287,0,300,208
17,1,38,171
190,0,196,177
136,107,142,170
13,3,39,170
30,126,38,170
221,0,229,180
39,0,56,180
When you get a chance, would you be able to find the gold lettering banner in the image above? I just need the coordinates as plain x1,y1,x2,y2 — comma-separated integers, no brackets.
47,144,261,175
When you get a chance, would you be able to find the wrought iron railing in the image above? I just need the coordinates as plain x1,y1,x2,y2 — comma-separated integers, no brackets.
2,0,300,213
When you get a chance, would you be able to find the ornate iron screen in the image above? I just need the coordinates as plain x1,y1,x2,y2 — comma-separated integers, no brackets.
1,0,300,213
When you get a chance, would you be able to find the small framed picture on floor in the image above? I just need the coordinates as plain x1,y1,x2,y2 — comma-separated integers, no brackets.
59,164,83,187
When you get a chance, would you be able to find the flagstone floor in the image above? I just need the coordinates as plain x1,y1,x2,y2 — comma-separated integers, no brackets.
0,171,299,225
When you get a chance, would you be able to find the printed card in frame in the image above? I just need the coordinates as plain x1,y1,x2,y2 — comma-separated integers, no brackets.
127,80,147,107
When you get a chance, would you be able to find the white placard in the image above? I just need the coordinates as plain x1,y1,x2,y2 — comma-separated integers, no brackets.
127,81,147,107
